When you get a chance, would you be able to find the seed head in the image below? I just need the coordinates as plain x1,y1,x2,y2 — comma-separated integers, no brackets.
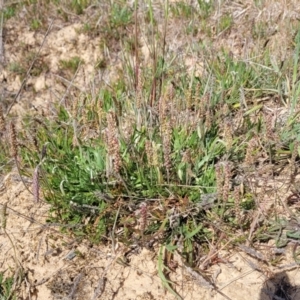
224,120,233,150
205,108,212,130
215,163,224,201
145,140,153,167
107,112,121,174
162,117,172,175
138,202,148,233
245,137,258,166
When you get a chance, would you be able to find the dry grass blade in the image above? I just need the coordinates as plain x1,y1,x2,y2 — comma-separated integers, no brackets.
183,264,232,300
238,244,267,263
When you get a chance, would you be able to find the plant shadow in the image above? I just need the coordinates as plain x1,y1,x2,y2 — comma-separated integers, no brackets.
260,271,300,300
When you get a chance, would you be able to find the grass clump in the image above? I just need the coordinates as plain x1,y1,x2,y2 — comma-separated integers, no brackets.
71,0,90,15
30,18,42,30
2,5,16,20
18,44,298,257
59,56,84,74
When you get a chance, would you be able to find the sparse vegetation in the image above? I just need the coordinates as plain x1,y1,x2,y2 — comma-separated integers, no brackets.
1,0,300,299
59,56,84,74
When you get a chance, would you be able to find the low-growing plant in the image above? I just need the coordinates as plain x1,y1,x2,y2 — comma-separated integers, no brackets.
59,56,83,74
30,18,42,30
8,62,26,77
71,0,90,15
3,5,16,20
218,13,233,33
0,273,15,300
17,47,283,252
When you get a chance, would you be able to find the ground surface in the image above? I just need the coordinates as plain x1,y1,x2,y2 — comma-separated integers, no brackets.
1,1,300,299
3,173,298,300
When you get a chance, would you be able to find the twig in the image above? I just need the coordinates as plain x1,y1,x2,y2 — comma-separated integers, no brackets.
238,244,267,263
